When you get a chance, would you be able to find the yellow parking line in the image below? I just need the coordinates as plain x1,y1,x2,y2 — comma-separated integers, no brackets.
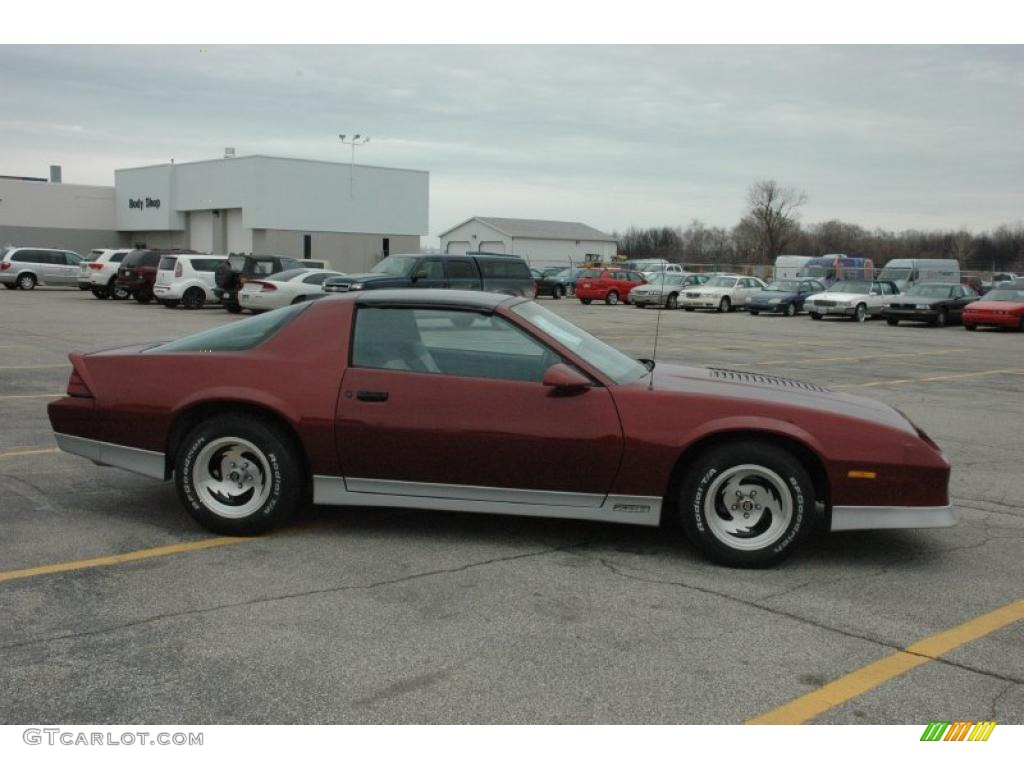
0,447,60,460
0,537,250,584
747,596,1024,724
0,363,71,370
835,368,1024,389
0,393,64,401
753,348,966,367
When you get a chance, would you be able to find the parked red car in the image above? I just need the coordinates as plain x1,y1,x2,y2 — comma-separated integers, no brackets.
575,268,646,305
48,290,952,567
962,281,1024,331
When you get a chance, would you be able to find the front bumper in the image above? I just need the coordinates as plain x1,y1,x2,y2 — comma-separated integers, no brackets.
830,504,956,531
882,307,939,322
748,302,787,313
679,295,724,309
808,303,856,317
963,312,1020,328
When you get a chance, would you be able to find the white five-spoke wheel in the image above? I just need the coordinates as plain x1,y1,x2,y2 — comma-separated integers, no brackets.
175,414,303,535
678,440,815,567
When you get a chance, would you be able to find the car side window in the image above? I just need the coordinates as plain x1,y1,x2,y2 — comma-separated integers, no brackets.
447,259,478,280
352,307,557,383
65,252,82,265
302,273,332,285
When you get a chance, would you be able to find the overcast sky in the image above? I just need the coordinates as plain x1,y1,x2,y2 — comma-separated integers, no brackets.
1,45,1021,244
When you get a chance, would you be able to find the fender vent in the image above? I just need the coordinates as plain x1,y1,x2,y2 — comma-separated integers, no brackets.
707,368,830,393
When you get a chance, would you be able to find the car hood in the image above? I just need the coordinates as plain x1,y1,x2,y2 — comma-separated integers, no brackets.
641,362,914,432
750,291,799,302
807,291,870,302
325,272,387,283
965,300,1024,311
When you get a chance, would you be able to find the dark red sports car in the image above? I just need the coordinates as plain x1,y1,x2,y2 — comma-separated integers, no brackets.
962,282,1024,331
48,290,953,567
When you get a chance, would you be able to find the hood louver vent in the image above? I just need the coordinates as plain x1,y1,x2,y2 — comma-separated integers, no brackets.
707,368,830,393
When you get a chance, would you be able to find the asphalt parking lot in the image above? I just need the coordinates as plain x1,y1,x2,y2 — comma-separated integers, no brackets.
1,288,1022,725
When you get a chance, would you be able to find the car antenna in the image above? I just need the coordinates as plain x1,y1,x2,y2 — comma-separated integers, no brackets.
647,271,666,390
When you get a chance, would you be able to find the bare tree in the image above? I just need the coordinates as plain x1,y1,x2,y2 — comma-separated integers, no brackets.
742,179,808,262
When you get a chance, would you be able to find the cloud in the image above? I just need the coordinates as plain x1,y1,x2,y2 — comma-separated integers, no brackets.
0,45,1021,240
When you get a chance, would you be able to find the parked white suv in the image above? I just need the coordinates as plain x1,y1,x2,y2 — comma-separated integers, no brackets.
153,254,229,309
80,248,133,299
0,247,84,290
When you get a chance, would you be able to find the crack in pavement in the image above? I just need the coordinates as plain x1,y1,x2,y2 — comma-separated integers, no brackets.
595,557,1024,688
0,542,583,653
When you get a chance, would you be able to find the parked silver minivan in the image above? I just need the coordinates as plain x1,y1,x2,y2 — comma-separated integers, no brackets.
0,247,85,290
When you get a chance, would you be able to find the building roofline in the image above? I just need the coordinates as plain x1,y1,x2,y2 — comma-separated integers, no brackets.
115,154,429,176
438,215,617,242
0,177,114,191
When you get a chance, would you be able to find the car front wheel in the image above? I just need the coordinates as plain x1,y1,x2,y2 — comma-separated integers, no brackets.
854,303,867,322
175,415,303,536
677,440,815,568
666,293,678,310
718,296,731,313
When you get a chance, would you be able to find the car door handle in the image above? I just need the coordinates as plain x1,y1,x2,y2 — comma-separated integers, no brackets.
356,390,389,402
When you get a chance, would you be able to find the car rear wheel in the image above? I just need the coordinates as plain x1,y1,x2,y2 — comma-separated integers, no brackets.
91,286,109,299
182,287,205,310
606,291,619,305
666,293,678,310
175,415,303,536
110,279,129,300
677,440,815,568
886,318,899,326
718,296,731,313
785,302,797,317
854,303,867,322
17,273,37,290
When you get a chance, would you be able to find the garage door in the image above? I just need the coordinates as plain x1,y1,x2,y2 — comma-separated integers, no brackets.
478,241,505,254
189,211,214,252
446,241,470,255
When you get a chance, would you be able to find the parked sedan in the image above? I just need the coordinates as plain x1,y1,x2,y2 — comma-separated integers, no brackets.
630,273,692,309
47,290,953,568
882,282,979,327
530,268,568,299
575,268,646,305
238,268,345,312
748,279,826,317
678,275,767,312
962,282,1024,331
805,280,901,322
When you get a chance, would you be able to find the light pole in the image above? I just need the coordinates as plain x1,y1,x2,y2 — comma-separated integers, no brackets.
338,134,370,197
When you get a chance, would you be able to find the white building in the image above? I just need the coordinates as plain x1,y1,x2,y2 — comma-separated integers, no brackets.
2,155,429,273
439,216,617,270
116,155,428,272
0,174,122,256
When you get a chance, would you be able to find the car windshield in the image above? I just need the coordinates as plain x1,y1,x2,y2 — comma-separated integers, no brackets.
705,277,737,288
371,256,418,277
983,289,1024,302
511,302,648,384
830,280,872,294
270,269,309,282
907,284,955,298
878,266,912,281
767,280,799,292
798,265,831,278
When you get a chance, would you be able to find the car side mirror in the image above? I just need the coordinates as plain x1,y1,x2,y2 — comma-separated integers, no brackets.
411,270,428,282
542,363,591,395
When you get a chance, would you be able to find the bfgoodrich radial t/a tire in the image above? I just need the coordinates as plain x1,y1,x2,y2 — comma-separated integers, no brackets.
678,440,815,567
175,415,303,535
